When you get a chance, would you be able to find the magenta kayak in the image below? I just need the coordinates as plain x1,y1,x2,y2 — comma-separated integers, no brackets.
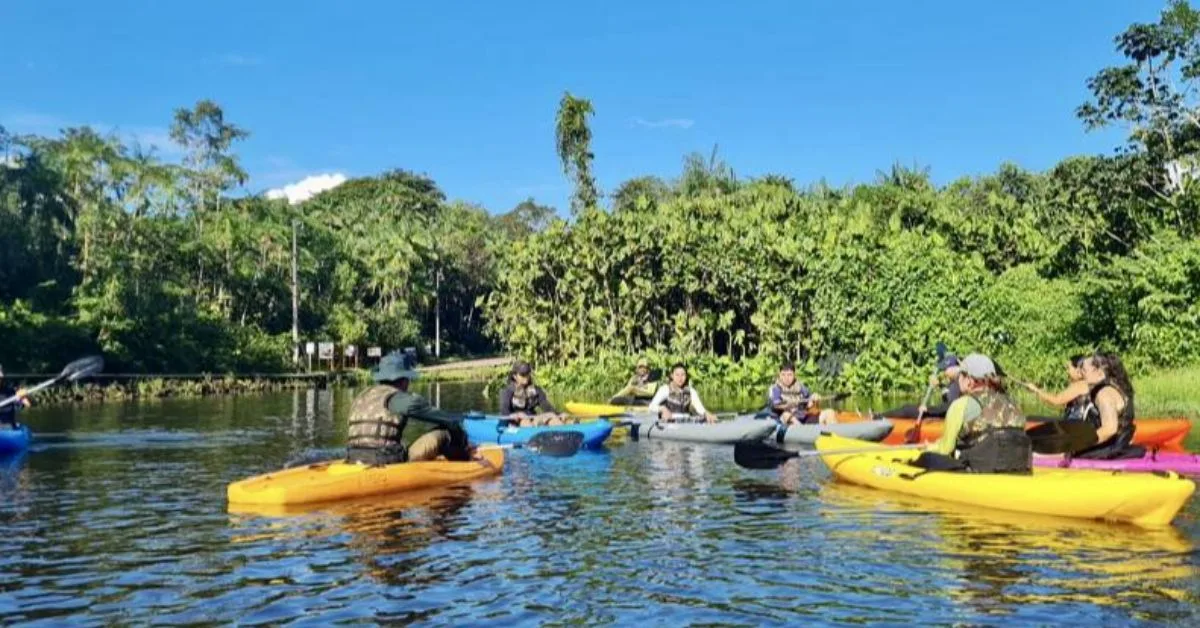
1034,451,1200,475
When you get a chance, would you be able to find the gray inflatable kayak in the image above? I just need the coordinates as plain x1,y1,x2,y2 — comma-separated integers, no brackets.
771,418,894,445
623,415,777,444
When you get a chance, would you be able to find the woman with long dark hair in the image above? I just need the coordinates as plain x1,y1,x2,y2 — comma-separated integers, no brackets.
1072,351,1138,459
1021,354,1090,421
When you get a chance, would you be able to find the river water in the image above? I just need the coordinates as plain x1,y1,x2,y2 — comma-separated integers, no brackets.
2,382,1198,625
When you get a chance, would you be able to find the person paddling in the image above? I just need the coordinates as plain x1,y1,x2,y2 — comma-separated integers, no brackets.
1020,355,1090,421
911,353,1032,473
346,353,472,465
609,357,658,405
499,361,568,426
881,354,963,419
648,363,717,423
0,365,31,429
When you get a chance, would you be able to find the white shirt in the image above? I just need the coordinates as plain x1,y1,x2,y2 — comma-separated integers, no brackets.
647,384,709,416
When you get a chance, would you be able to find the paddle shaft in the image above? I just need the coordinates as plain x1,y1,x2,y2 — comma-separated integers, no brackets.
796,443,926,458
0,375,64,409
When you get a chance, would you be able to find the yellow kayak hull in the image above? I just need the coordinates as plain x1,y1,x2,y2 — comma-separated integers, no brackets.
227,447,505,506
815,434,1195,529
565,401,646,416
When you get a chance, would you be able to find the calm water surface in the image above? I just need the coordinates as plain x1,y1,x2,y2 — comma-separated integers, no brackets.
2,382,1199,625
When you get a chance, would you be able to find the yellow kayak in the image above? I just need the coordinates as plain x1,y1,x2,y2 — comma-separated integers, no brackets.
226,447,505,507
815,434,1195,528
564,401,648,416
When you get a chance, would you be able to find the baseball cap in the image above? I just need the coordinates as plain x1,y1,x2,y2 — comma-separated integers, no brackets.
938,354,960,370
960,353,997,378
635,357,650,368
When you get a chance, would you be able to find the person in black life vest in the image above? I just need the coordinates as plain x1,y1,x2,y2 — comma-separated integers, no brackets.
912,353,1032,473
1021,355,1090,422
345,353,472,466
1070,351,1139,460
0,364,32,428
499,361,568,427
880,354,964,419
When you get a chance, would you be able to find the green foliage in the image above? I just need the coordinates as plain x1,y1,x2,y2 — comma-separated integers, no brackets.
555,92,598,213
0,103,510,373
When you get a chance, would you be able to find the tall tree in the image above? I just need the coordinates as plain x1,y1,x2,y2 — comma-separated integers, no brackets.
1077,0,1200,225
170,100,250,214
555,92,598,214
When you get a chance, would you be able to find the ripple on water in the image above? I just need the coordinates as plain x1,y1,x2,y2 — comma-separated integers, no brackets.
2,396,1200,624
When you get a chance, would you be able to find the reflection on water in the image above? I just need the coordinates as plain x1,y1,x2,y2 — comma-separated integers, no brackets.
0,385,1198,624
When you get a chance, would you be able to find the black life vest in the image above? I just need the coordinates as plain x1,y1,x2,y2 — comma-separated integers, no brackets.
955,391,1032,474
1080,381,1135,449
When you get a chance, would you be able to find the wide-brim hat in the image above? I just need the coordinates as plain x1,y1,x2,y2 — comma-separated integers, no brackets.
372,357,419,383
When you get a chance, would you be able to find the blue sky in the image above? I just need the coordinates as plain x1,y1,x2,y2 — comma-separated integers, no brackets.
0,0,1161,213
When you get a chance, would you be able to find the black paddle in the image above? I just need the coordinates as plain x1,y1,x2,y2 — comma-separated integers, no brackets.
521,430,585,457
0,355,104,409
735,421,1099,470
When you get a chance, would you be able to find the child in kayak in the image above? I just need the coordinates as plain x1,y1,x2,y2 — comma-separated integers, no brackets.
499,361,570,427
912,353,1032,473
648,363,717,423
608,357,658,405
766,362,834,425
0,364,31,428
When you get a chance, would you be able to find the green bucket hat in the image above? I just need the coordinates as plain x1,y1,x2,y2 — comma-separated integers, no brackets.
372,353,419,383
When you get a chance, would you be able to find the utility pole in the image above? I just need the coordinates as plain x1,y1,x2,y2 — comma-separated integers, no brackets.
291,219,300,367
435,267,442,359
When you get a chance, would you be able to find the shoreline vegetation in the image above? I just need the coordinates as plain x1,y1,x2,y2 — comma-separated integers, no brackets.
7,358,1200,421
5,3,1200,416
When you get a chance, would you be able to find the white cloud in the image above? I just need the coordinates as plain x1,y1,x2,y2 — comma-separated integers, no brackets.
634,117,695,130
267,173,348,204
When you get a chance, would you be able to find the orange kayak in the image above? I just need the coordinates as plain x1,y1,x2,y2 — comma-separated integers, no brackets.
839,414,1192,451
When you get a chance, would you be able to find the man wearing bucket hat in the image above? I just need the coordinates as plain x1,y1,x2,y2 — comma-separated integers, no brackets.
345,352,471,465
608,357,658,405
0,364,32,428
913,353,1032,473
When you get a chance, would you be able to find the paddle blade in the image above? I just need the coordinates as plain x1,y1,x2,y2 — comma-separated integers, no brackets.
61,355,104,382
525,430,584,457
733,440,799,470
1027,421,1098,455
935,341,947,362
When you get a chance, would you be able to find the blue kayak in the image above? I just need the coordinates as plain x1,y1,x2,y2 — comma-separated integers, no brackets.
0,424,32,456
463,414,613,449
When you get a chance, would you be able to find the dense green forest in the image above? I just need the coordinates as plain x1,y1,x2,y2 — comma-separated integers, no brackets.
4,2,1200,393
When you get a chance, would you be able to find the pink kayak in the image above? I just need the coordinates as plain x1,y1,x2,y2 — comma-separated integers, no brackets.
1034,451,1200,475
